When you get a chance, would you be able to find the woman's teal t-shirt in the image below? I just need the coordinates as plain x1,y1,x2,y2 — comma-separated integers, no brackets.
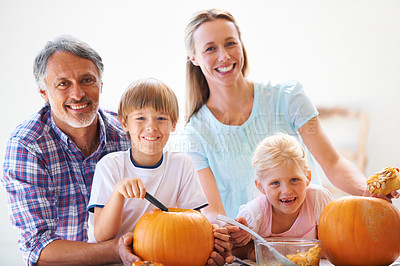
177,80,320,218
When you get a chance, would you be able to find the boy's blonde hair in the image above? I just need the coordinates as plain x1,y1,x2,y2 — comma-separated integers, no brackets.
118,78,179,125
252,133,310,181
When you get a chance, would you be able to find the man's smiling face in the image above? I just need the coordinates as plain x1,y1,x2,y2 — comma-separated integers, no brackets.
40,51,102,130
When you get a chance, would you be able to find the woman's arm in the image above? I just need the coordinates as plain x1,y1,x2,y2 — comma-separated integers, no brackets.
189,168,234,266
299,116,368,196
197,167,227,224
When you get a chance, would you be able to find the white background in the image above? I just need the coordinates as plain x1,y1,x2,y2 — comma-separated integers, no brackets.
1,0,399,265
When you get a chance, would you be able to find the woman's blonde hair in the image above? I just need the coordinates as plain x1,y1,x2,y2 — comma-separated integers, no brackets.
118,78,179,125
252,134,310,181
183,8,249,123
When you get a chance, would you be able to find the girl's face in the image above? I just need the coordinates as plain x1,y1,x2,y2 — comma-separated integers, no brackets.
189,18,244,87
256,165,310,217
120,107,176,166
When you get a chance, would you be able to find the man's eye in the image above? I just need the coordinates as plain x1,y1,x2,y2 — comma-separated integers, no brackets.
57,81,69,88
82,78,94,83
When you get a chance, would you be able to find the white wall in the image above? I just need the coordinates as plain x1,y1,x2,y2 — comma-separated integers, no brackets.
1,0,399,264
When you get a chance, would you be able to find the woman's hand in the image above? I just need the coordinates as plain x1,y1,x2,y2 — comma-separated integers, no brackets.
206,224,234,266
369,190,399,203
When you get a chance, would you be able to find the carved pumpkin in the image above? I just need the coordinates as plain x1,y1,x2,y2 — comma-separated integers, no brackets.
318,196,400,265
133,208,214,266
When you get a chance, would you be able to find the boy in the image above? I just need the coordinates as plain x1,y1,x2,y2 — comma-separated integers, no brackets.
87,78,209,242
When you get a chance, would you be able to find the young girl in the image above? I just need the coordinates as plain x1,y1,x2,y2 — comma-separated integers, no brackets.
231,133,332,260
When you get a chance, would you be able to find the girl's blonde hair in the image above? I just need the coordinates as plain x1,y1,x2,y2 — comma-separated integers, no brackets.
252,134,310,181
118,78,179,125
183,8,249,123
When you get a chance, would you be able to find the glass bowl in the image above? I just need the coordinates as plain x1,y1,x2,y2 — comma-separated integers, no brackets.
254,237,322,266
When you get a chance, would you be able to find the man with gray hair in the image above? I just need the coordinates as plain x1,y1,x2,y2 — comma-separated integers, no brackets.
1,35,138,265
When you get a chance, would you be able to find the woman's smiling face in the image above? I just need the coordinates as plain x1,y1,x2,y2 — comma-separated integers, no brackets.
189,18,245,87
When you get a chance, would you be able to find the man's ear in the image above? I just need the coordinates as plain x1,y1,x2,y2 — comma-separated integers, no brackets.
255,179,265,194
39,88,49,102
188,55,199,66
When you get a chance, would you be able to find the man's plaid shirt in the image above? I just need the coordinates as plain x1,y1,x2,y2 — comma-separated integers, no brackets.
1,104,130,265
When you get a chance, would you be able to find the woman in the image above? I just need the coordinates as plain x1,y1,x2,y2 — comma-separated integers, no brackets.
180,8,369,221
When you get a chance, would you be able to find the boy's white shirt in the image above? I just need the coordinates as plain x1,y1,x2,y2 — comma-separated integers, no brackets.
87,149,208,243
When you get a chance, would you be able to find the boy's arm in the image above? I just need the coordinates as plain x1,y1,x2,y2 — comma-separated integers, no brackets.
94,178,146,242
94,190,125,242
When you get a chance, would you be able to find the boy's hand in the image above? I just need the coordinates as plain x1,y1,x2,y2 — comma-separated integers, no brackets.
226,217,252,248
207,224,234,266
115,178,146,199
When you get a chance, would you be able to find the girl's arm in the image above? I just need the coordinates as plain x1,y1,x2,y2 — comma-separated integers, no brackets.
228,217,252,248
197,167,227,224
232,241,255,260
94,178,146,242
299,116,368,196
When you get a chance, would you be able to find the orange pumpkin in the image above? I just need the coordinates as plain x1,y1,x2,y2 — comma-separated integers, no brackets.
133,208,214,266
318,196,400,266
132,261,164,266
